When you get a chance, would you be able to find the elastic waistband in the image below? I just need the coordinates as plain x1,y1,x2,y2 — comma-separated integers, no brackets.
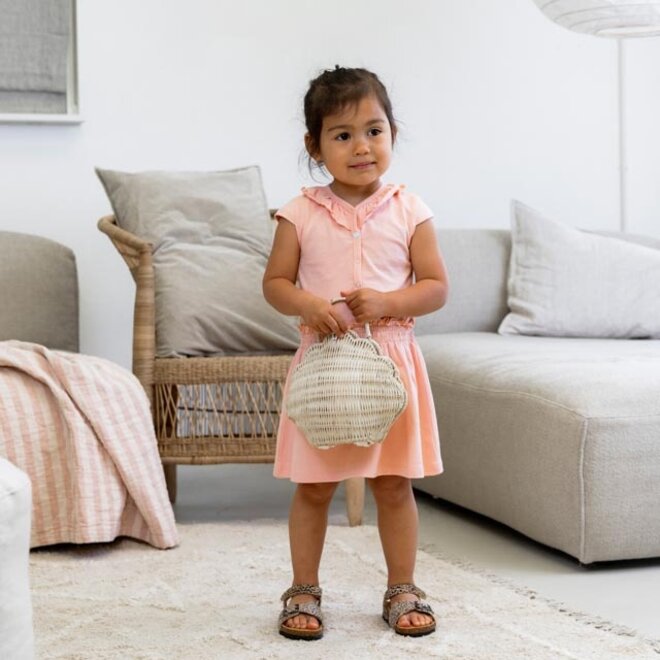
299,324,414,347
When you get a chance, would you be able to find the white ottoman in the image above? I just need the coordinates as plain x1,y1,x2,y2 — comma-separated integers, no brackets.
0,458,34,660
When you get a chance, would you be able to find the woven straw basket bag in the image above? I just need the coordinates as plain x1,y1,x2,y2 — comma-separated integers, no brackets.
285,300,408,449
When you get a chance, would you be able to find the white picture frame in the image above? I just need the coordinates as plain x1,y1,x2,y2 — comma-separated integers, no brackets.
0,0,81,124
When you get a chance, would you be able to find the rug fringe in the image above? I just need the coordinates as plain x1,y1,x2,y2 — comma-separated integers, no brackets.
415,538,660,655
329,526,660,655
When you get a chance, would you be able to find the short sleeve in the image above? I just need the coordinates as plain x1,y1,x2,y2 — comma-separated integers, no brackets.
400,191,434,244
409,193,434,227
275,195,307,243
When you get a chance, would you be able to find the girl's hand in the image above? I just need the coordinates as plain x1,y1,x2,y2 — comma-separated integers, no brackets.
300,297,348,338
339,288,388,324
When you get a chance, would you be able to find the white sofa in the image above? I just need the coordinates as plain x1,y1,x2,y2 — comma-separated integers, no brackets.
413,227,660,564
0,458,34,660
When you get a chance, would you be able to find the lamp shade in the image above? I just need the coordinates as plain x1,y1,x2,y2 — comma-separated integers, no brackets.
532,0,660,37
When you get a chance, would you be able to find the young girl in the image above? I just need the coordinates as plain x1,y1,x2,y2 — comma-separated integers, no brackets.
263,66,449,641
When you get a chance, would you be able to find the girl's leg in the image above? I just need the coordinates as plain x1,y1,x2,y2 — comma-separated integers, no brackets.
285,481,339,629
368,475,433,628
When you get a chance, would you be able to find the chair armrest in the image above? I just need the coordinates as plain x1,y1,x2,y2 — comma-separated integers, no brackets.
97,215,155,404
97,215,153,274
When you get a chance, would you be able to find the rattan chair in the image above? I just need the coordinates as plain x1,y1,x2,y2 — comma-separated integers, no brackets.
98,215,365,524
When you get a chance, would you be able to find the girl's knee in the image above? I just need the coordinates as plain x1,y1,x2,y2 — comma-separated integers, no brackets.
296,482,338,506
368,475,412,504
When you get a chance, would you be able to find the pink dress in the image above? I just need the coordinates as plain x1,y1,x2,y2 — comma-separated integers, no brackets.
273,183,443,483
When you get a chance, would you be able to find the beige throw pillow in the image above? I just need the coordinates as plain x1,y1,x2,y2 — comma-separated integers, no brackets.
498,201,660,338
96,165,299,356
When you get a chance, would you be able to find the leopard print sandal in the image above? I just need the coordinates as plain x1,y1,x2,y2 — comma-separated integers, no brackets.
278,584,323,641
382,583,436,636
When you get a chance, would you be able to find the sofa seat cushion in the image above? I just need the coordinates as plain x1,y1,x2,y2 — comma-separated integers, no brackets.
415,332,660,563
418,332,660,418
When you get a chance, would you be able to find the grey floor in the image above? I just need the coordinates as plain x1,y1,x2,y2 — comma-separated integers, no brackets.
174,464,660,640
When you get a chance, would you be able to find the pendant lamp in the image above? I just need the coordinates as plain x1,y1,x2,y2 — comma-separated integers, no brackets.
532,0,660,37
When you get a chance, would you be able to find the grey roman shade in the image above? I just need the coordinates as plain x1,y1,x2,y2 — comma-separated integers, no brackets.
0,0,72,113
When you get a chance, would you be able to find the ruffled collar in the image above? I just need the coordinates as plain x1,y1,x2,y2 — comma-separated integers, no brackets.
302,183,404,230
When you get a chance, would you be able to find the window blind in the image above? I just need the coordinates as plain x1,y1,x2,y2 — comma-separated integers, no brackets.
0,0,71,113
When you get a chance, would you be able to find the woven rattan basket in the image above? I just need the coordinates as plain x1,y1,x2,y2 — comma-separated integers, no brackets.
97,215,292,496
285,323,408,449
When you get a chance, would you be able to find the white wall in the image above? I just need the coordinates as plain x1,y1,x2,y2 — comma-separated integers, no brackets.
625,37,660,238
0,0,656,368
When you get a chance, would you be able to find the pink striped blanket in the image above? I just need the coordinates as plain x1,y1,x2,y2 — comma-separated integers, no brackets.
0,341,179,549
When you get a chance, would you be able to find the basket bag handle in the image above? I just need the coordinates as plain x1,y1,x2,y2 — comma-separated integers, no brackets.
330,296,371,338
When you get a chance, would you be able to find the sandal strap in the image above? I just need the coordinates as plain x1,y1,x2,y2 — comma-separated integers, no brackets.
383,583,426,603
280,583,323,604
278,601,323,627
386,599,435,629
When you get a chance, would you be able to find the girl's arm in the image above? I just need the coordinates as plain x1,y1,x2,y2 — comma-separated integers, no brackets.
341,219,449,322
263,219,348,336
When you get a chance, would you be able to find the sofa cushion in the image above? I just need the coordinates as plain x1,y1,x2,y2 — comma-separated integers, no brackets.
498,201,660,339
96,165,299,357
420,332,660,417
414,228,510,336
416,332,660,562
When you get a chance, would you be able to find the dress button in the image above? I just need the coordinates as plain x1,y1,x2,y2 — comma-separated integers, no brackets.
352,230,361,238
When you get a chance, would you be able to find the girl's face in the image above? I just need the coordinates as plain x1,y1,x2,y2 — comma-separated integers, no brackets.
310,95,394,202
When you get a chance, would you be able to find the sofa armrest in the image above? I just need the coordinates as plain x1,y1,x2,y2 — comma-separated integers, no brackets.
0,231,79,352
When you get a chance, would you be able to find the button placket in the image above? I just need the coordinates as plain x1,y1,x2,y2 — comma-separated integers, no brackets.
353,214,362,288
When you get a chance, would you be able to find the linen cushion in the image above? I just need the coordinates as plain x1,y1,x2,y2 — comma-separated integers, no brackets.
498,200,660,338
96,166,299,356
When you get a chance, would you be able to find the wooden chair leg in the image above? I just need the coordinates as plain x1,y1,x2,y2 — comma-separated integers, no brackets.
345,477,365,526
160,383,179,505
163,463,177,504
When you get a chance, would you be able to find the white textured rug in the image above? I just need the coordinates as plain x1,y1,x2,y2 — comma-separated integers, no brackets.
31,521,660,660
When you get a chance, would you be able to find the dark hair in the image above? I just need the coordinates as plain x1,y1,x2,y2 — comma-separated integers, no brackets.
303,66,397,167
